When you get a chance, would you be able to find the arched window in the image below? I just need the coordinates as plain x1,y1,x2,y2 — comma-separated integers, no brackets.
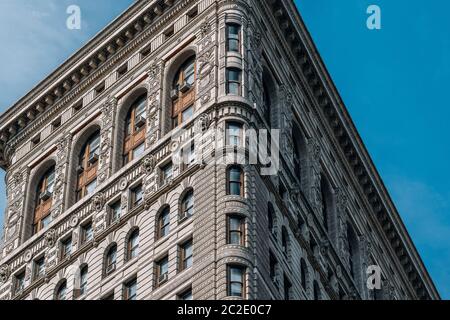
126,229,139,261
171,56,196,129
180,190,194,220
281,227,289,256
79,265,88,296
227,166,243,196
268,203,276,237
320,174,335,234
123,94,147,166
55,280,67,300
313,280,321,300
347,223,360,280
292,123,306,184
76,131,100,201
74,265,88,298
157,206,170,240
33,166,55,234
104,244,117,277
300,258,307,290
262,67,278,127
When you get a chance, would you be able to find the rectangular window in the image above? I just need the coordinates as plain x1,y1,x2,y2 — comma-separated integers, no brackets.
131,185,143,208
85,180,97,196
123,278,137,300
284,276,292,300
180,239,193,271
117,64,128,78
164,25,175,40
81,222,93,244
61,237,72,259
187,6,198,21
161,162,173,184
181,105,194,123
269,252,278,285
226,24,241,52
31,134,41,148
33,257,45,281
109,200,121,224
178,288,193,300
14,272,25,295
226,68,241,95
132,143,145,160
51,117,61,132
227,216,245,245
226,122,243,146
95,82,105,96
227,266,245,297
156,256,169,287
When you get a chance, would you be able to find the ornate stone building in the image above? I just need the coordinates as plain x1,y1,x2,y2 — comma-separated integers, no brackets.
0,0,439,300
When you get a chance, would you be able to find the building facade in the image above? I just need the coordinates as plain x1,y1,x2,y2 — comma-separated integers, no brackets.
0,0,439,300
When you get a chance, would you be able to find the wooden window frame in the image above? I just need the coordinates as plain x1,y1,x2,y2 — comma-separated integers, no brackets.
33,167,55,235
180,190,194,219
171,57,196,129
131,184,143,209
33,257,45,281
179,239,193,272
80,221,93,244
157,207,170,240
226,166,244,196
127,229,140,261
60,237,72,260
105,245,117,277
76,132,100,201
123,278,137,300
56,280,67,300
156,256,169,287
123,94,147,166
227,215,245,246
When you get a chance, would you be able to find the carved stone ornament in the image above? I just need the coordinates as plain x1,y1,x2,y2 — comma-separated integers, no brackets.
69,214,79,228
0,265,10,284
142,155,156,174
147,63,160,80
196,113,210,133
199,19,210,38
45,229,57,248
92,193,105,212
119,177,128,191
24,249,33,263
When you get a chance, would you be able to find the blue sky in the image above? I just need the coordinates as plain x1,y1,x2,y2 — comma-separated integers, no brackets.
0,0,448,299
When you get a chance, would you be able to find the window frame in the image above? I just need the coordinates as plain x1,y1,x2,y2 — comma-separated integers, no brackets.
123,94,147,166
226,68,242,95
157,207,171,240
126,229,140,261
227,215,245,246
33,167,55,235
123,277,137,300
227,265,245,297
171,57,196,129
76,131,100,201
226,23,241,53
226,166,244,196
179,239,193,272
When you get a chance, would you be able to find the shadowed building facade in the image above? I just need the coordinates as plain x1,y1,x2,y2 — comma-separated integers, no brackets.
0,0,439,300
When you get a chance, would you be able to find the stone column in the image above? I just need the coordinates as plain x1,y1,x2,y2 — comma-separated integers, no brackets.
146,61,163,148
2,168,28,256
52,134,72,219
97,97,117,185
